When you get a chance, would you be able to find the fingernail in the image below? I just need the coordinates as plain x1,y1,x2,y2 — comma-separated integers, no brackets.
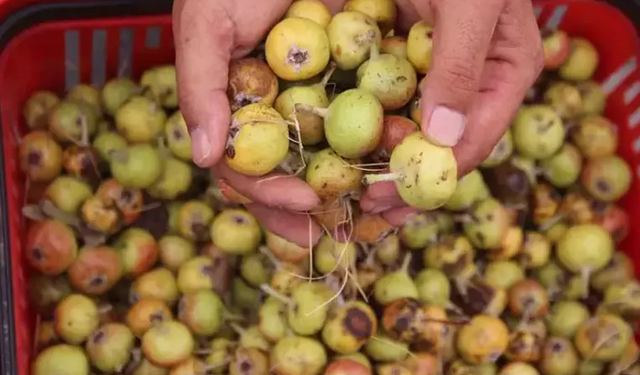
190,127,211,165
425,106,466,147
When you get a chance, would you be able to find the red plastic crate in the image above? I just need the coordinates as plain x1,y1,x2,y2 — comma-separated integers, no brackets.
0,0,639,374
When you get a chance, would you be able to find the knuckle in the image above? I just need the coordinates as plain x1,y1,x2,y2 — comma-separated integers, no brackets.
438,57,480,96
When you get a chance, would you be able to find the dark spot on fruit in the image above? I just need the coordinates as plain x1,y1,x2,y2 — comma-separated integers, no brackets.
191,222,208,240
551,340,564,352
172,127,183,140
31,247,44,261
239,360,253,374
396,76,407,83
233,215,246,225
92,329,106,344
287,49,309,65
462,280,495,316
120,189,134,203
322,182,328,189
89,275,106,287
486,213,494,221
75,116,83,127
150,311,166,324
595,179,611,193
475,232,485,246
343,307,373,340
226,146,236,159
80,154,95,177
426,31,433,38
440,170,449,182
27,151,42,166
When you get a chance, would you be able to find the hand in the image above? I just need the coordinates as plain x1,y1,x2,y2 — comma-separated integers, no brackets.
361,0,544,225
173,0,346,247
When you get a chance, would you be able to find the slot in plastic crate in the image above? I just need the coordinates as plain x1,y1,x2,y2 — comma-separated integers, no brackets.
0,0,639,374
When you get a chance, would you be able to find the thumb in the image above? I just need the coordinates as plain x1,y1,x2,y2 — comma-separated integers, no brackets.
420,0,504,147
173,0,234,167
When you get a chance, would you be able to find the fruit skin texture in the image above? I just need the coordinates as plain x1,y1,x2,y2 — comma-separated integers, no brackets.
24,91,60,129
556,224,613,273
512,105,565,160
19,130,63,182
178,289,224,336
164,111,192,161
26,219,78,275
386,132,457,210
67,246,122,295
147,157,193,200
344,0,397,37
324,88,384,159
115,228,159,278
305,148,363,199
126,299,173,337
571,115,618,159
54,294,100,344
45,176,93,213
270,336,327,375
226,103,289,176
227,58,279,112
324,358,371,375
265,17,330,81
327,11,382,70
540,143,583,188
285,0,332,28
142,321,195,368
85,323,135,373
356,50,417,110
407,21,434,74
581,155,631,202
559,38,599,81
381,36,408,60
211,209,262,255
32,344,89,375
115,96,167,143
457,315,509,365
574,314,632,361
110,144,162,188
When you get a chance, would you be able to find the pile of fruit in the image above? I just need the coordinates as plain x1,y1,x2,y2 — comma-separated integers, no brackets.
17,0,640,374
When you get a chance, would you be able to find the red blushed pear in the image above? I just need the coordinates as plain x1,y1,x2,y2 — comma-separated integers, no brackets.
542,29,571,70
371,115,419,162
25,219,78,275
114,228,158,278
324,359,372,375
67,246,122,295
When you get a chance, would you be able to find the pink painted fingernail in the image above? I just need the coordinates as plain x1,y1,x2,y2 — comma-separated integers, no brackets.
425,106,466,147
190,127,211,166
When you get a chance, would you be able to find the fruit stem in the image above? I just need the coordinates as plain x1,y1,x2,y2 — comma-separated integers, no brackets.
400,253,412,274
294,103,328,118
580,267,591,299
229,322,246,336
40,200,82,227
319,62,337,89
223,309,245,322
259,284,294,306
370,43,380,60
363,172,402,185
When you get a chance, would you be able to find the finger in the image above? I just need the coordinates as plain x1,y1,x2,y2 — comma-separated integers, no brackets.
360,181,405,213
454,0,543,175
420,0,505,147
382,206,420,226
246,203,322,247
173,0,234,167
215,163,320,211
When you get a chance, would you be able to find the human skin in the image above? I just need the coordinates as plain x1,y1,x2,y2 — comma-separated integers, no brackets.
173,0,543,246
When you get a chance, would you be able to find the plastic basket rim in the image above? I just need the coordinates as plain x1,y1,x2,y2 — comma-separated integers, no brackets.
0,3,173,375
